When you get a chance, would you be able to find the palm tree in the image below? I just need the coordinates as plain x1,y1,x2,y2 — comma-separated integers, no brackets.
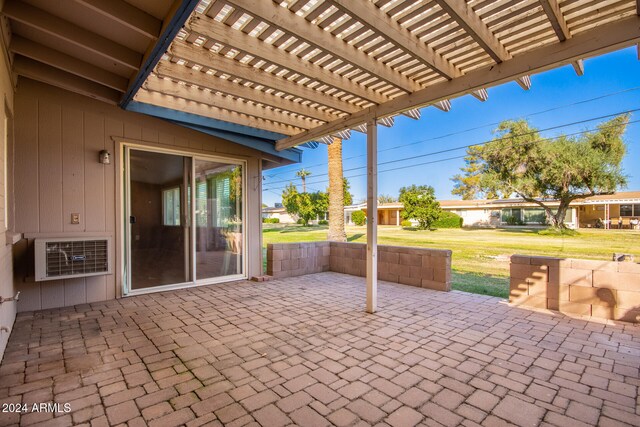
327,137,347,241
296,168,311,193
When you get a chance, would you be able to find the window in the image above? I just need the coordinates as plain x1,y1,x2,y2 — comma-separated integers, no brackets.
501,208,522,223
620,204,633,217
163,187,181,226
523,208,546,224
634,205,640,216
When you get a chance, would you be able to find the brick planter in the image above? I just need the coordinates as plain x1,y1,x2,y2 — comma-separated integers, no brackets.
510,255,640,322
267,241,451,292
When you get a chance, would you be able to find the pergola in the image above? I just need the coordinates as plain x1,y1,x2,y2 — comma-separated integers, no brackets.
5,0,640,313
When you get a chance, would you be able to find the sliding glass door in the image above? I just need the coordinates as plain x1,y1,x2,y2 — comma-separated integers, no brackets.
124,146,245,294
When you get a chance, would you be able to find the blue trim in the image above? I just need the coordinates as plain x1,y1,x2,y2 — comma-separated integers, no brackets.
170,121,302,163
126,101,302,163
119,0,200,108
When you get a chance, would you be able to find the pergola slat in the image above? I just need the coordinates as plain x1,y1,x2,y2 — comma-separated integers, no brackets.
539,0,571,41
135,88,305,136
142,75,316,131
223,0,422,92
326,0,462,79
434,0,511,63
169,40,361,114
276,13,640,150
155,61,336,123
188,16,389,105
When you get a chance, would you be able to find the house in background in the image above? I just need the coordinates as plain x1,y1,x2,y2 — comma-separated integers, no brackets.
344,191,640,229
262,205,297,224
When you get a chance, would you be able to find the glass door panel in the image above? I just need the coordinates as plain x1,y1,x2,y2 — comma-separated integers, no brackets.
128,149,191,290
194,160,243,280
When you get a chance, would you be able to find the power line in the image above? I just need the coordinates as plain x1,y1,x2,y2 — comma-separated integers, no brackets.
263,118,640,192
264,108,639,187
263,85,640,179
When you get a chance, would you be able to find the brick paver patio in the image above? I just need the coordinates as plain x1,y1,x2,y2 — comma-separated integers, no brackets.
1,272,639,427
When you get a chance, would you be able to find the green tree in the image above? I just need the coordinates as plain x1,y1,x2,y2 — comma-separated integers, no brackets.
296,168,311,193
343,178,353,206
281,183,328,226
398,185,442,230
453,115,629,229
451,145,504,200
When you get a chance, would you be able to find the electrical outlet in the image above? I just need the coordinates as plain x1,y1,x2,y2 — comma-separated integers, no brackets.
71,213,80,224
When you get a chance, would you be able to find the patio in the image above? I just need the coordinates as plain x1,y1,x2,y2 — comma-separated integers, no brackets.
1,272,638,427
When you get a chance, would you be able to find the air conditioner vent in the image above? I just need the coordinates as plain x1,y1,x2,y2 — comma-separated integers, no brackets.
35,237,112,281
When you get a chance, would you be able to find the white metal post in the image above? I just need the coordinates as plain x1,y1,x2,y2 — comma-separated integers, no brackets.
366,119,378,313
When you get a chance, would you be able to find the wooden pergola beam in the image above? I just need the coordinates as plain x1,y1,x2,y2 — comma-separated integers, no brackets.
326,0,461,79
3,0,141,71
135,89,304,136
223,0,421,93
155,61,337,123
188,16,389,105
539,0,571,42
10,36,129,92
143,75,316,130
169,40,360,114
14,56,121,104
276,14,640,150
434,0,510,63
72,0,161,39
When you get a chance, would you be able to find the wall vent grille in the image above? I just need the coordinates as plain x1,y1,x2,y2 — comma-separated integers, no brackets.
35,237,112,281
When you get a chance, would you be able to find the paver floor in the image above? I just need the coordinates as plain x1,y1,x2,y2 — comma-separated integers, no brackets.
0,272,639,427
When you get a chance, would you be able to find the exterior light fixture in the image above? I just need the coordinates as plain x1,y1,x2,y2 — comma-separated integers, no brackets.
99,150,111,165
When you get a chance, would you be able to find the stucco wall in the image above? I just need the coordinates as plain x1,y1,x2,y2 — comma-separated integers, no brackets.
12,78,265,313
0,32,15,360
510,255,640,322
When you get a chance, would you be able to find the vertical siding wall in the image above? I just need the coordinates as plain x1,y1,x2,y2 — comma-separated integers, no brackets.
0,40,15,360
13,79,264,313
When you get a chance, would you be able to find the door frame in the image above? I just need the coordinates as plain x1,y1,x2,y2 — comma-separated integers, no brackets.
119,142,248,297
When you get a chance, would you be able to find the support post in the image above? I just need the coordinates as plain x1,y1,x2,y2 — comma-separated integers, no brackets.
396,209,400,226
366,119,378,313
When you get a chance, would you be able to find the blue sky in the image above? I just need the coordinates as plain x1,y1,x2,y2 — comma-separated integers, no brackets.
262,46,640,206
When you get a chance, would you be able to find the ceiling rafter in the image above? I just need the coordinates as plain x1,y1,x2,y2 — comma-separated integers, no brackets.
539,0,571,41
10,36,129,92
325,0,461,79
14,56,121,104
72,0,161,39
3,0,141,71
222,0,421,93
168,40,360,114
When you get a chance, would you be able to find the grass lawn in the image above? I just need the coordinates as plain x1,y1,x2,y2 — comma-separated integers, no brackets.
263,225,640,299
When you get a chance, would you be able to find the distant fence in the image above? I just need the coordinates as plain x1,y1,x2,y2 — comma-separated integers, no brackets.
266,242,451,292
510,255,640,323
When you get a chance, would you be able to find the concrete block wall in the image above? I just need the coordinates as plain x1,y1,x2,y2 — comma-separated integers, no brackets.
266,242,331,278
267,241,452,292
510,255,640,322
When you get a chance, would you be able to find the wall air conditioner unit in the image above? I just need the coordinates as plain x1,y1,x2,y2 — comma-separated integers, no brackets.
35,237,112,282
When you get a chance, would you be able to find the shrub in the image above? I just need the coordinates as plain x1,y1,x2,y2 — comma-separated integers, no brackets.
262,217,280,223
503,215,524,226
318,219,328,225
401,220,412,227
352,210,366,226
296,218,305,224
432,211,463,228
